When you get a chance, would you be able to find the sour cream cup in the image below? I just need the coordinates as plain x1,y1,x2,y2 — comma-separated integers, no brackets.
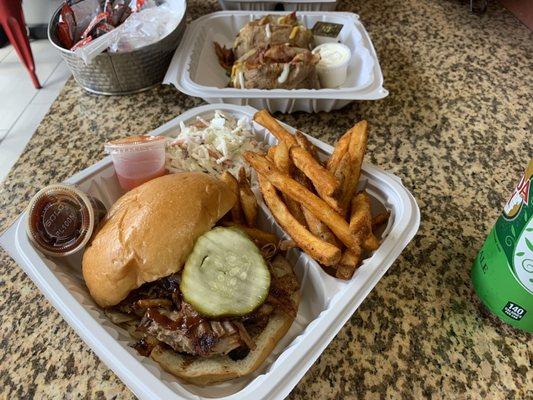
26,184,107,257
104,135,167,191
312,43,351,88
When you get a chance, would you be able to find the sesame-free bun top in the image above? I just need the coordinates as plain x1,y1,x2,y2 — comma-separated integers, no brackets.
82,172,236,308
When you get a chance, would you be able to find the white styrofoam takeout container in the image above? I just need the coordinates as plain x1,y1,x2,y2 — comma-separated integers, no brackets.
164,12,388,113
0,104,419,400
218,0,337,11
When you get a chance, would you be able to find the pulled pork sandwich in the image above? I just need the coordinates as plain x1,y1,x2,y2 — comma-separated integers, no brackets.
82,172,300,385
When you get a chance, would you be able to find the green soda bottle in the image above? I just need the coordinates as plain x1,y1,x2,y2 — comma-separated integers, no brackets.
471,159,533,332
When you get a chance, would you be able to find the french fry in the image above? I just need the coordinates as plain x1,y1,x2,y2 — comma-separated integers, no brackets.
350,191,381,253
330,151,352,217
267,146,276,160
294,170,340,248
340,249,360,266
272,143,308,226
293,131,342,212
290,146,340,201
336,250,360,280
285,205,309,228
254,109,339,196
335,265,353,279
372,211,390,231
258,175,341,266
330,122,368,215
220,171,244,224
305,210,342,248
245,152,360,255
349,192,372,238
295,131,320,161
331,149,351,179
238,167,258,227
273,140,291,173
363,234,380,252
339,121,368,211
254,109,297,146
327,128,352,173
220,221,278,247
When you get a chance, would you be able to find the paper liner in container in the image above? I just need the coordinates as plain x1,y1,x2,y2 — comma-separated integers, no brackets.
163,12,388,113
0,104,419,400
218,0,337,11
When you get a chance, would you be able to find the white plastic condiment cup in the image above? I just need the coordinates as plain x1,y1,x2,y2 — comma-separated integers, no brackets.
313,42,352,88
104,135,167,191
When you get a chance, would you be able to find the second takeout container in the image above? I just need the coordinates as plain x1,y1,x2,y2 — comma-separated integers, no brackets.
0,104,419,400
218,0,337,11
164,12,388,113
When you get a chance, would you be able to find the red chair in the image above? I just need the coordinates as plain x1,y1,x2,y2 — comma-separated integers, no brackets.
0,0,41,89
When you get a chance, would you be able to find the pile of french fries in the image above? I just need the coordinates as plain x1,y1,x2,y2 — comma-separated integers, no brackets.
243,110,389,280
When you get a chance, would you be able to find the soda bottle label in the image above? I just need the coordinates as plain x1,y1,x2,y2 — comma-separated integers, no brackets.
471,159,533,332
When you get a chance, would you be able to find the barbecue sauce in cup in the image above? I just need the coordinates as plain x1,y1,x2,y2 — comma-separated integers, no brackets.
26,185,106,257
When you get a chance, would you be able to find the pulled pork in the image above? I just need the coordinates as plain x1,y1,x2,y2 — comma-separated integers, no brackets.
109,269,296,360
232,13,313,59
138,305,242,357
214,42,235,71
231,44,320,90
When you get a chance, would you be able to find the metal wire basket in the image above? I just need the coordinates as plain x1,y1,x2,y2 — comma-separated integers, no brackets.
47,4,186,95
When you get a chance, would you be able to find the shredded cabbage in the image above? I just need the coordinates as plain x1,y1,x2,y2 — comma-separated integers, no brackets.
165,111,265,178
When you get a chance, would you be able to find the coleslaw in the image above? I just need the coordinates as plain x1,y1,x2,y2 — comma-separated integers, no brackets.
165,111,265,177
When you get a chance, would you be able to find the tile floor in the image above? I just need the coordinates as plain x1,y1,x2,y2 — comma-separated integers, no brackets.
0,39,70,183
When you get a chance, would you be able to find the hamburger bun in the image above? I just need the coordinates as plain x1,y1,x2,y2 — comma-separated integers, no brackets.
150,254,300,385
82,172,236,308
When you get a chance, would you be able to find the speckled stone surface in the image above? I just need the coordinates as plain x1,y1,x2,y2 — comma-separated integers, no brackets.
1,0,532,398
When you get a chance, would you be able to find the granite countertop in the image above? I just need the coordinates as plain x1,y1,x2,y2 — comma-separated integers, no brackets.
1,0,532,398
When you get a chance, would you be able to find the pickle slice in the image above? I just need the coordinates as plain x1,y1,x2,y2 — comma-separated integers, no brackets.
180,227,271,317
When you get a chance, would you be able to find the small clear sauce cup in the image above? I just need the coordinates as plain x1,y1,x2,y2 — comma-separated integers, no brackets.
104,135,167,191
